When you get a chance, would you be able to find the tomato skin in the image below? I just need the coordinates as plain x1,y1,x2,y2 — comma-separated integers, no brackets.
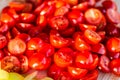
9,2,26,12
80,69,99,80
54,47,73,68
16,23,34,32
37,43,55,57
54,6,69,16
67,10,84,26
47,64,63,79
72,2,88,11
79,23,97,31
20,13,35,23
48,15,69,31
67,66,88,79
88,54,99,70
74,34,91,51
0,35,7,49
106,37,120,53
28,53,51,70
110,59,120,76
27,37,44,51
91,43,106,55
18,55,29,73
98,55,110,73
0,50,5,60
75,51,93,69
15,33,31,42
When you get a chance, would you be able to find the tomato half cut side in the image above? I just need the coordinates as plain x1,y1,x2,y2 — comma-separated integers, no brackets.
84,8,103,25
1,55,21,72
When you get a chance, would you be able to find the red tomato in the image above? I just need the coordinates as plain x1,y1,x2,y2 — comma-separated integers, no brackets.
84,8,104,25
0,13,15,28
8,38,26,55
15,33,31,42
48,15,69,31
36,15,47,29
106,37,120,53
80,69,99,80
74,34,91,51
20,13,35,23
84,29,102,44
28,53,51,70
91,43,106,55
110,59,120,76
67,10,84,26
9,2,26,12
75,51,93,69
79,23,97,31
50,30,71,48
48,64,63,79
16,23,34,32
1,55,21,72
98,55,110,73
0,50,5,60
88,54,99,70
38,43,55,57
72,2,88,11
54,47,73,68
27,37,44,51
0,34,7,49
54,6,69,16
68,66,88,79
18,55,29,73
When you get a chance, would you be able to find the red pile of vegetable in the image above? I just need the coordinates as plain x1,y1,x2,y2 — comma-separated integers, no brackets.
0,0,120,80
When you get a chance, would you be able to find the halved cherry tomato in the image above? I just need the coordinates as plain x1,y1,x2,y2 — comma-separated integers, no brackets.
67,10,84,26
79,23,97,31
28,53,51,70
84,29,102,44
50,30,71,48
68,66,88,79
18,55,29,73
54,47,73,68
27,37,44,51
8,38,26,55
110,59,120,76
0,34,7,49
75,51,93,69
84,8,104,25
1,55,21,72
74,34,91,51
48,15,69,31
20,13,35,23
98,55,110,73
106,37,120,53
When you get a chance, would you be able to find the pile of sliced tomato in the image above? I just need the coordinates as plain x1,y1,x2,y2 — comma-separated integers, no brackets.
0,0,120,80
